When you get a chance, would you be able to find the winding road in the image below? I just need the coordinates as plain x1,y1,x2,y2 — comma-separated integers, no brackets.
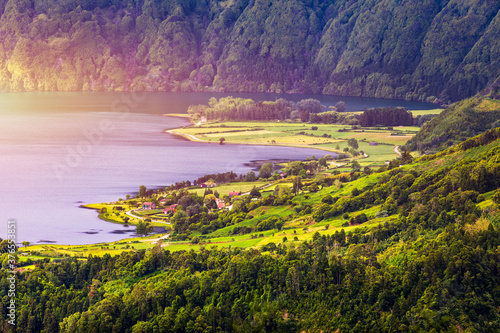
393,145,402,156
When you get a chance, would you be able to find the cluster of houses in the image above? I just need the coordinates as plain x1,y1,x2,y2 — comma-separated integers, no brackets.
199,180,217,188
142,201,178,214
140,190,242,215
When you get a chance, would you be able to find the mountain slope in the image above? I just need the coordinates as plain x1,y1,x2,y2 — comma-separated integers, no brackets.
5,128,500,332
406,97,500,151
0,0,499,102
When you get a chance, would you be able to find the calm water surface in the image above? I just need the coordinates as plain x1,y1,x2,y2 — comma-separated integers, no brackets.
0,92,435,244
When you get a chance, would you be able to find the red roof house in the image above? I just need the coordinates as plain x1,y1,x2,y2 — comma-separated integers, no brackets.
163,204,178,214
215,198,225,209
143,202,155,210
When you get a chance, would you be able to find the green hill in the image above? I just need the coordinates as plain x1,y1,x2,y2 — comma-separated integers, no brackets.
0,0,499,102
406,97,500,152
5,128,500,332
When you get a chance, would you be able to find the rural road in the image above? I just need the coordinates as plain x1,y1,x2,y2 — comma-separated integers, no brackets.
393,146,402,156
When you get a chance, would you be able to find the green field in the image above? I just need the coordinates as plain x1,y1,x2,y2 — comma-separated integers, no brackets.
409,108,444,116
188,181,270,196
170,120,419,165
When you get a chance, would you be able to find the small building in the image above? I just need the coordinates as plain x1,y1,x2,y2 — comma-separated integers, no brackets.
143,202,155,210
163,204,178,214
159,199,167,206
199,183,207,188
215,198,226,209
205,181,217,187
228,191,241,199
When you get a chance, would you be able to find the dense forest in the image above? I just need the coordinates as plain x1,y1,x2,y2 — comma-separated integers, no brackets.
1,0,499,102
2,127,500,332
358,107,414,127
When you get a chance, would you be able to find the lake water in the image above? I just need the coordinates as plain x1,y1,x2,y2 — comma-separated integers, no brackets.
0,92,435,245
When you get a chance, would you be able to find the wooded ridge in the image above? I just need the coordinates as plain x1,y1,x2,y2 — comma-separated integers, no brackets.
1,0,499,103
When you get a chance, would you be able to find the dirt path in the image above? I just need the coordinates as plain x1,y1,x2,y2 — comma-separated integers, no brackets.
393,145,402,156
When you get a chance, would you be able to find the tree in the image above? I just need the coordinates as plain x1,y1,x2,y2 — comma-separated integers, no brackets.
297,99,322,114
318,157,328,168
492,189,500,206
259,162,273,179
204,194,217,209
138,185,147,198
400,148,413,164
219,137,225,145
22,241,30,248
136,220,153,237
335,101,346,112
293,176,303,194
288,161,306,176
348,138,359,150
351,160,361,172
245,171,258,182
250,186,261,198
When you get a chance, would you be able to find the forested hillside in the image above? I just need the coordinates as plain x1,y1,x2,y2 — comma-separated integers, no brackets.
3,128,500,332
1,0,499,102
407,97,500,152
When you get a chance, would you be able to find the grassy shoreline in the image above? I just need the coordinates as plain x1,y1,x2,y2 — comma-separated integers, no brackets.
164,118,416,167
17,112,438,263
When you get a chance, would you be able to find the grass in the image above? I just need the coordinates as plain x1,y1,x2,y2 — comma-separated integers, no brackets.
188,181,270,196
476,99,500,112
170,120,419,167
410,109,444,116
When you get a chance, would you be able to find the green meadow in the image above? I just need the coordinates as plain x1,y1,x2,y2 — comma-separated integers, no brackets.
170,120,423,165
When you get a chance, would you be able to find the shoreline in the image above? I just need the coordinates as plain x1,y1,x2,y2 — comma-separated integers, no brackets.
163,113,191,119
163,113,343,153
74,117,374,247
165,127,342,154
167,128,341,153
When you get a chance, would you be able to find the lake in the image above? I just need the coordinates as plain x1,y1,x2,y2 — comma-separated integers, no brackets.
0,92,435,245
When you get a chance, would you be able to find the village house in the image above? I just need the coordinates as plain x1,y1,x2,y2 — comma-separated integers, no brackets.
205,181,217,187
163,204,178,214
228,191,241,199
215,198,225,209
159,199,167,206
142,202,155,210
